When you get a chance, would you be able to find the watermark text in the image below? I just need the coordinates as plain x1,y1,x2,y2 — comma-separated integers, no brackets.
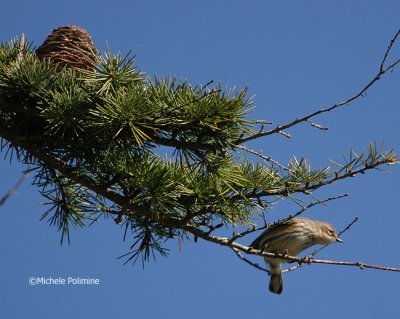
28,276,100,286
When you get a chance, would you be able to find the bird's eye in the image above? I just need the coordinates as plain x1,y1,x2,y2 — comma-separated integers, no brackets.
327,228,334,235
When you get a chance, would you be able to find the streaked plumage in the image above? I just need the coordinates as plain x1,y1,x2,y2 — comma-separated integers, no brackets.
250,217,342,294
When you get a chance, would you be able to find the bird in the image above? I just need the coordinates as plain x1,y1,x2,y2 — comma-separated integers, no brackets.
250,217,343,294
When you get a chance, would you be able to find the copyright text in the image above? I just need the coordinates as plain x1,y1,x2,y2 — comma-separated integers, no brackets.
28,276,100,286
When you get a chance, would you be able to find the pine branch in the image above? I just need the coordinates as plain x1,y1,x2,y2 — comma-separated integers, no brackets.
0,125,141,215
0,30,399,272
231,146,397,200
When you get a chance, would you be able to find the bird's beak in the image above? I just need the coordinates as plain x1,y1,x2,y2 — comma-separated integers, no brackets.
336,237,344,243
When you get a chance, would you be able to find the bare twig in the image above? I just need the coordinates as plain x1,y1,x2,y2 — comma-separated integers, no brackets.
299,258,400,272
251,120,273,125
289,193,349,219
0,171,29,206
337,216,359,236
230,224,268,242
278,130,292,138
235,28,400,144
234,144,290,171
307,119,329,130
380,29,400,72
231,247,269,273
184,221,400,273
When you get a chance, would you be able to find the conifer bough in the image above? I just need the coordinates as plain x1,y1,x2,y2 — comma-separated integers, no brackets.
0,26,398,272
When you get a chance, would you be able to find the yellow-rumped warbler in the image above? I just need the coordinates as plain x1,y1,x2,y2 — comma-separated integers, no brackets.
250,217,343,294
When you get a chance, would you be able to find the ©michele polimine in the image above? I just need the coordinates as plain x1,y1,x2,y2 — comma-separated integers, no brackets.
28,276,100,286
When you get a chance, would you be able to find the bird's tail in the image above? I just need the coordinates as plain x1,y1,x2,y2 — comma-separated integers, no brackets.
269,265,283,294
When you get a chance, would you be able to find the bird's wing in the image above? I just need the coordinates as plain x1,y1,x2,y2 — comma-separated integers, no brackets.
250,219,297,249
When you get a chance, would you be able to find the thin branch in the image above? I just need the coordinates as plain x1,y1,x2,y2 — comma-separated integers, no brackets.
309,216,359,256
380,29,400,72
235,28,400,144
183,222,400,273
250,120,273,125
231,247,269,273
337,216,359,236
278,130,292,138
307,119,328,131
234,144,290,171
0,171,29,206
298,258,400,272
231,153,396,201
178,88,222,109
229,224,268,242
289,193,349,219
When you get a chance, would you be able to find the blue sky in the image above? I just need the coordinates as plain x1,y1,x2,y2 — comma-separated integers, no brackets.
1,1,400,318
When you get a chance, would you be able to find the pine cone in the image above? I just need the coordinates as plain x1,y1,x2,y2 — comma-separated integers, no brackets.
36,25,97,71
